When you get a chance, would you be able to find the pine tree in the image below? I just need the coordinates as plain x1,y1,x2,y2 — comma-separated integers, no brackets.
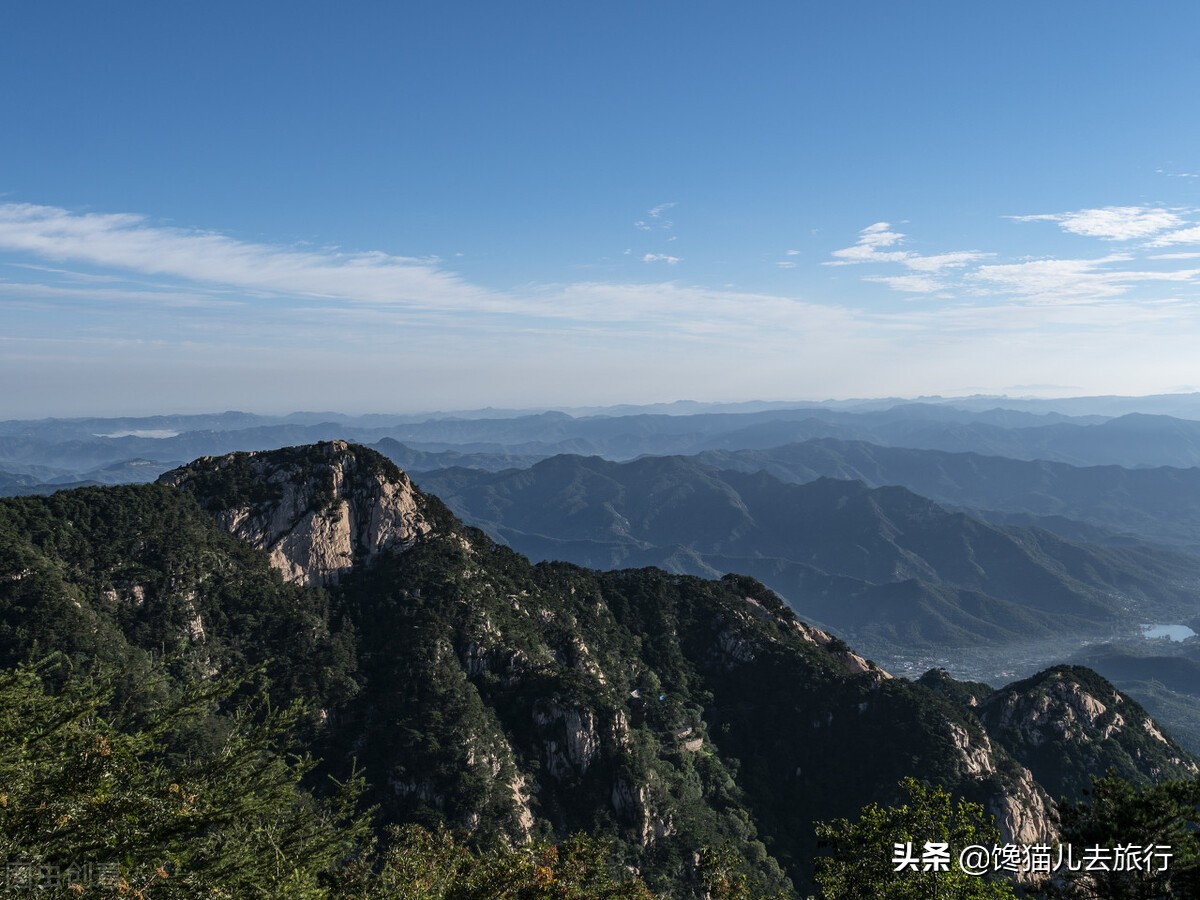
813,778,1016,899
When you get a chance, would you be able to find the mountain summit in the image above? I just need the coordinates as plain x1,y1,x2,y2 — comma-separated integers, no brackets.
159,440,436,585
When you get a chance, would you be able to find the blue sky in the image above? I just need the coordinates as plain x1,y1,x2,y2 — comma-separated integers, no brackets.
4,2,1200,416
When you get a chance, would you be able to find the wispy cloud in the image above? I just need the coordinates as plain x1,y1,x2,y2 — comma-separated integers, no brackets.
865,274,943,293
968,255,1200,303
634,202,676,232
0,203,866,337
902,251,991,272
826,223,989,274
0,202,493,311
827,204,1200,308
825,222,908,265
9,200,1200,416
1010,205,1185,240
1147,225,1200,247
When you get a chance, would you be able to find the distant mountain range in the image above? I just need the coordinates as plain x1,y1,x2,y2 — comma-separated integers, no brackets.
412,455,1200,653
10,398,1200,485
690,438,1200,546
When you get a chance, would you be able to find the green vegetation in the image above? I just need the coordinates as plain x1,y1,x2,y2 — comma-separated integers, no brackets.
341,824,656,899
0,661,657,898
0,484,359,713
0,661,368,898
1055,775,1200,899
814,778,1016,899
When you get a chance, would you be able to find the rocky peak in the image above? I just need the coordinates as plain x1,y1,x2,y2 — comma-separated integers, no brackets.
158,441,434,585
977,665,1198,801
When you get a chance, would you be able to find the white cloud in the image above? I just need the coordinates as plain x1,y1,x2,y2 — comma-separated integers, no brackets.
968,255,1200,303
827,223,989,273
11,200,1200,415
776,261,796,269
635,202,676,232
866,274,942,293
6,203,917,336
902,251,990,272
824,212,1200,307
0,202,493,311
1011,206,1185,240
826,222,909,265
1147,225,1200,247
786,249,800,256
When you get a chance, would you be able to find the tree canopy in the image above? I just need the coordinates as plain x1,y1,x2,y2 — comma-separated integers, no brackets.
814,777,1016,900
1053,774,1200,900
0,662,658,899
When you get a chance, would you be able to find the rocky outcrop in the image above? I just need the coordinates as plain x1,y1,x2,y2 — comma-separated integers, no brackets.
990,765,1057,847
159,441,433,585
945,718,1057,846
984,673,1124,746
978,666,1199,802
532,701,602,778
788,611,893,679
948,721,995,778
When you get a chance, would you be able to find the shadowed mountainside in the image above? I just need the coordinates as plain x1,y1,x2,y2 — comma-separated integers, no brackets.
413,454,1200,652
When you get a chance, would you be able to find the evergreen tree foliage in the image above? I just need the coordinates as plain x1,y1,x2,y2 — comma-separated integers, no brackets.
1053,774,1200,899
335,824,656,899
0,660,370,898
0,661,661,899
813,778,1016,899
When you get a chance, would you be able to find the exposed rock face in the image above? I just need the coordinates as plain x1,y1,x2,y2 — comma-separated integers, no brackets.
985,673,1123,746
509,773,535,836
610,777,670,847
948,722,995,778
159,441,433,585
990,765,1057,847
978,665,1199,802
788,612,893,679
532,700,602,777
946,718,1058,847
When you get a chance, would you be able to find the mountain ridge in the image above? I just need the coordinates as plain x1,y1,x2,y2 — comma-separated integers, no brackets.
412,453,1200,653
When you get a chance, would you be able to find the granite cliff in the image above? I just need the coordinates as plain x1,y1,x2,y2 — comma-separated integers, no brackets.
159,440,433,585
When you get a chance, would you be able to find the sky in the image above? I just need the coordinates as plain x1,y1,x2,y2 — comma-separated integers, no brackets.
4,2,1200,417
